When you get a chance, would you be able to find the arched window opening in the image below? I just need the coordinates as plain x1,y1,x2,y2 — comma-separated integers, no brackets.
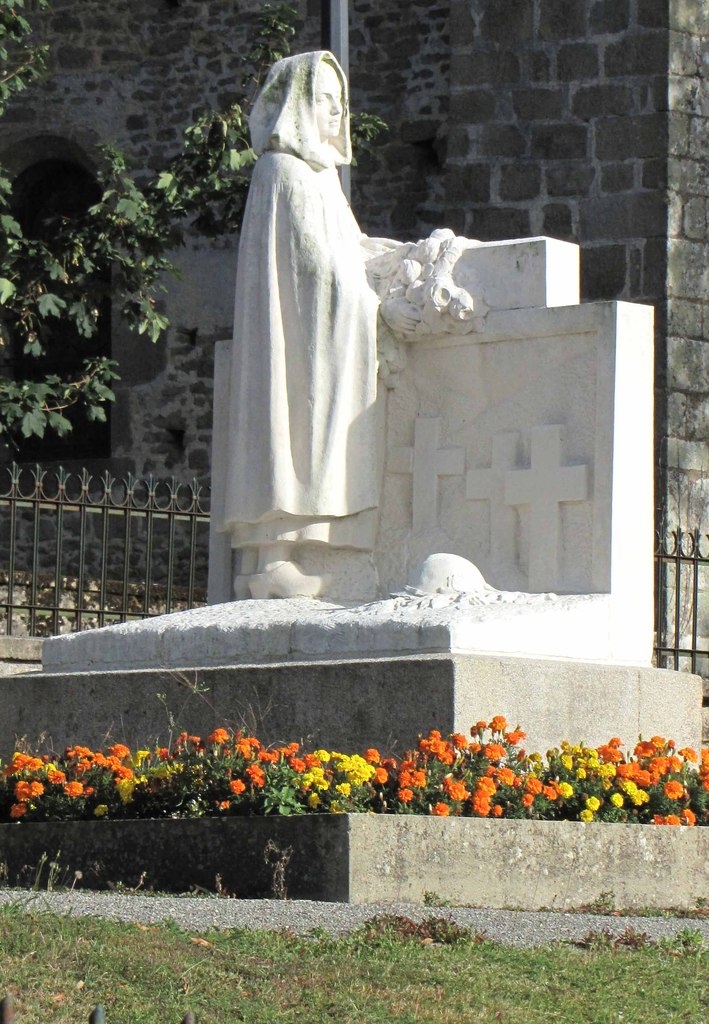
10,158,111,463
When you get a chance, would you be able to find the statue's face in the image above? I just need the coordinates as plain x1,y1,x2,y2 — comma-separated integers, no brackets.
314,61,343,144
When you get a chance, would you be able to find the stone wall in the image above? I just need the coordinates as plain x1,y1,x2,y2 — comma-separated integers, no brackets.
0,0,706,529
665,2,709,526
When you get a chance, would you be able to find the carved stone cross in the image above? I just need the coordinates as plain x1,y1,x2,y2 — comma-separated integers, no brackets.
465,432,520,573
389,416,465,532
504,424,589,592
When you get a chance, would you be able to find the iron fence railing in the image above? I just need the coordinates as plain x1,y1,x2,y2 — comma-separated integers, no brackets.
1,996,196,1024
655,526,709,678
0,463,209,637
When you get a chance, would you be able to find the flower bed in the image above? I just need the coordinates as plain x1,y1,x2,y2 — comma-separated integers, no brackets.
2,718,708,827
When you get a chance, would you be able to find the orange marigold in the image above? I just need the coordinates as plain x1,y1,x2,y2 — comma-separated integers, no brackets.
680,808,697,826
663,780,684,800
397,787,414,803
471,793,491,817
10,802,27,819
63,781,84,798
47,769,66,786
287,757,306,774
108,743,131,761
496,767,516,787
522,793,535,808
477,776,497,797
432,802,450,816
258,750,279,764
490,715,508,733
411,770,427,789
229,779,246,795
525,776,543,795
451,733,468,750
634,740,656,758
505,730,526,746
492,803,504,817
363,748,381,764
14,780,44,802
442,778,468,802
246,764,266,788
373,767,388,785
207,728,230,746
678,747,698,763
483,743,506,762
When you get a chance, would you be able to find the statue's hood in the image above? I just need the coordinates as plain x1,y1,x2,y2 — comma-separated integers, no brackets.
249,50,351,170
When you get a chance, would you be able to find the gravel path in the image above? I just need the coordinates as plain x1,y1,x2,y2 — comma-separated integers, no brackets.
1,890,707,947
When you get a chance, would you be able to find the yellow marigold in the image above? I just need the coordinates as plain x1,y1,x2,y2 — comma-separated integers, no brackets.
313,749,331,763
585,796,601,812
610,792,624,808
579,809,594,822
557,782,574,799
576,768,587,780
134,749,151,766
336,754,376,785
302,767,329,792
116,778,136,804
631,789,649,807
561,755,573,770
335,782,351,798
307,792,321,809
599,763,616,780
329,800,344,814
93,804,108,818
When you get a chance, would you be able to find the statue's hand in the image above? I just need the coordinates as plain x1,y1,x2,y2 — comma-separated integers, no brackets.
380,297,421,335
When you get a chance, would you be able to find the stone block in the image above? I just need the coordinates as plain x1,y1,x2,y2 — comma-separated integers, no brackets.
512,88,563,121
451,49,521,86
538,0,587,40
481,0,534,42
642,157,668,190
557,44,600,81
638,0,670,28
2,653,701,757
600,162,635,193
668,297,704,339
442,162,493,202
1,816,707,909
579,194,666,241
581,244,628,300
595,114,669,160
498,163,541,201
450,89,498,122
545,161,596,196
468,206,531,240
604,33,669,77
477,124,528,157
531,124,589,160
528,50,552,82
589,0,630,35
542,203,574,238
572,84,635,120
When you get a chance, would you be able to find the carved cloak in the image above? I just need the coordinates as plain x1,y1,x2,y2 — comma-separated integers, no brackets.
223,52,380,549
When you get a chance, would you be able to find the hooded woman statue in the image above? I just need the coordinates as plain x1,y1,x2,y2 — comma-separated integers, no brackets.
222,51,394,599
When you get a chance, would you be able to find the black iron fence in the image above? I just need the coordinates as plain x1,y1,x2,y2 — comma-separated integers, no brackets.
1,996,195,1024
655,527,709,678
0,463,210,637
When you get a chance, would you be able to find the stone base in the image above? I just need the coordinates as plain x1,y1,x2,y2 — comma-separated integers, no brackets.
41,593,650,673
0,652,701,755
1,816,707,910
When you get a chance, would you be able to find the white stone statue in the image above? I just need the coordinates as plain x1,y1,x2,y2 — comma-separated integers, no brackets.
222,51,389,599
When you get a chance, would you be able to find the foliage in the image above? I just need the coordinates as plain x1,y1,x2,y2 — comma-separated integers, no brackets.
0,2,331,446
2,718,708,825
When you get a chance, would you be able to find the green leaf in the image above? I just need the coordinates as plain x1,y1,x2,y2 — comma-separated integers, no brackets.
0,277,15,303
21,408,46,439
157,171,175,190
115,197,140,221
37,292,66,317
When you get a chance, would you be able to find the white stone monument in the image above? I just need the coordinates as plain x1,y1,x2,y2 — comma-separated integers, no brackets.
24,51,699,756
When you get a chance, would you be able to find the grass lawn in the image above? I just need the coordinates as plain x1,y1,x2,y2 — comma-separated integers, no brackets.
0,906,707,1024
